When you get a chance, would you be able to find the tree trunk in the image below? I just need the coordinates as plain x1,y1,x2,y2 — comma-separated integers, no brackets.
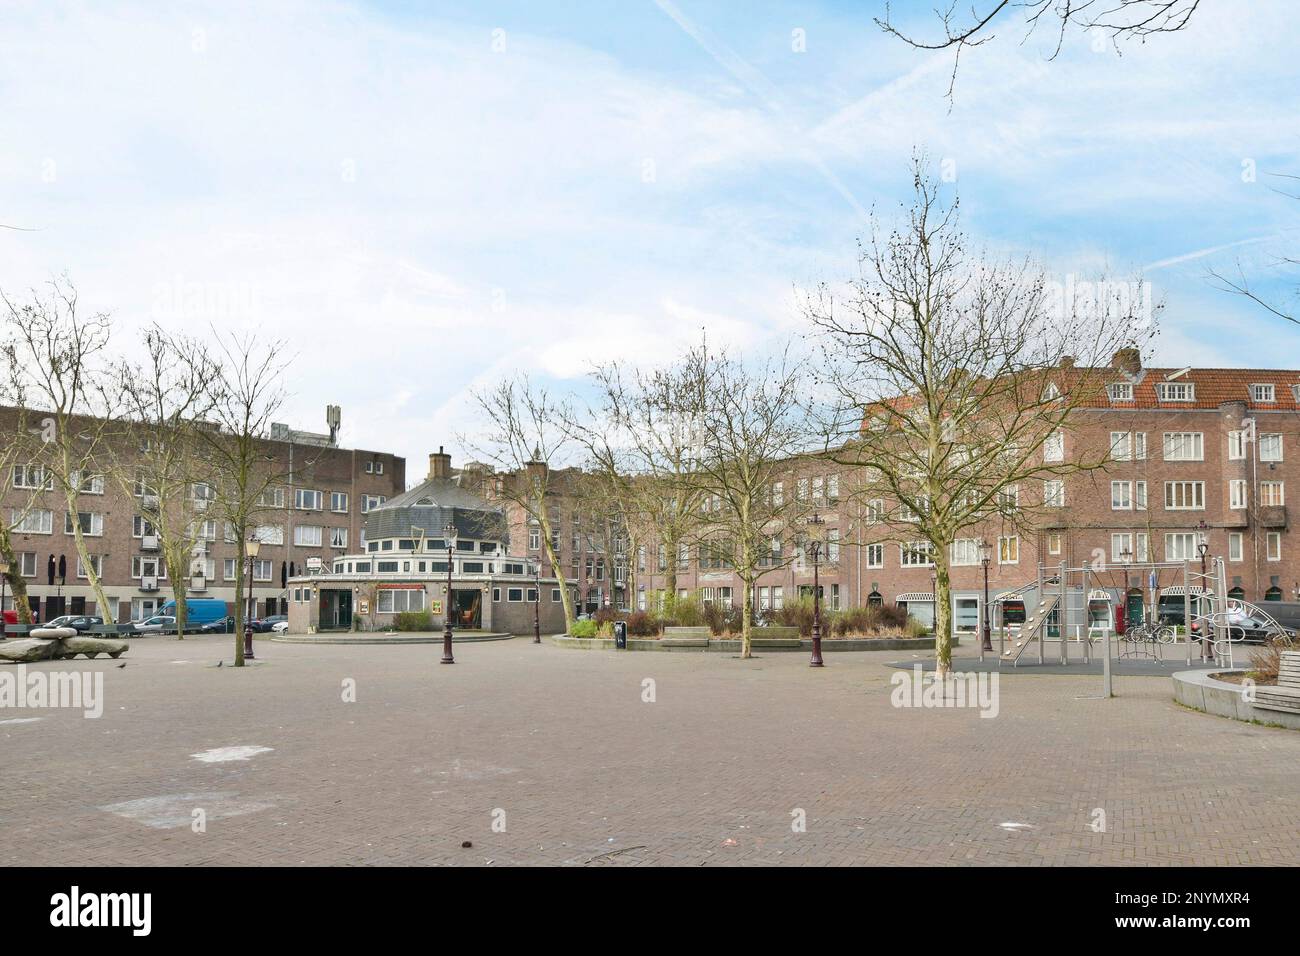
0,527,34,624
166,552,187,640
738,571,755,659
65,492,115,624
934,554,953,681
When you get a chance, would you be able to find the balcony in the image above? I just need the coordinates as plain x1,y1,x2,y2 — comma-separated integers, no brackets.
1259,505,1288,529
189,575,207,593
140,576,159,592
141,534,159,551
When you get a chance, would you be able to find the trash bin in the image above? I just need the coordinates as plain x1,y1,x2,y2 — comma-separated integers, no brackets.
613,620,627,649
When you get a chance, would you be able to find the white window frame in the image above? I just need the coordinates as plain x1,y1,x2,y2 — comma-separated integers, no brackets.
1162,432,1203,461
1164,480,1205,511
294,525,323,548
1260,433,1283,462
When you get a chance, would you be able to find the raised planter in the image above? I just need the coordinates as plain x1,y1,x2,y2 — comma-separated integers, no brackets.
1171,669,1300,730
551,635,954,653
272,631,514,645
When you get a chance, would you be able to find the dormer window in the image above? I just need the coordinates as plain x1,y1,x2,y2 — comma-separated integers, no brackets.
1157,382,1195,402
1251,383,1276,403
1042,382,1060,401
1107,383,1134,403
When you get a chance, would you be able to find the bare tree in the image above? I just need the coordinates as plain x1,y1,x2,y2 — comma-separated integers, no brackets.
465,377,579,633
806,160,1156,678
673,342,819,659
1,279,121,622
108,327,221,638
877,0,1201,99
194,331,288,666
575,359,711,613
1208,173,1300,325
0,395,43,624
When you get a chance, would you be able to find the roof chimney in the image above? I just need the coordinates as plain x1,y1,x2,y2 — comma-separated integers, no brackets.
428,446,452,480
1059,355,1076,369
1111,348,1141,375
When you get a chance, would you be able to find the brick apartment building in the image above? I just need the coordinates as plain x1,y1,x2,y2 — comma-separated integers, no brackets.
0,406,405,624
508,353,1300,636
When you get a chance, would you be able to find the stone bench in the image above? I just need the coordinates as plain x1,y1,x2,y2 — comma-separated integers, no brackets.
661,626,711,648
1255,650,1300,715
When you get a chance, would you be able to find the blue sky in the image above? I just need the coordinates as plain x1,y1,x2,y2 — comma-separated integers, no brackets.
1,0,1297,477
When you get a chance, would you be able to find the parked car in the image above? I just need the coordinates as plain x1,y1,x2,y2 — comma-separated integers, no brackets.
130,615,178,636
197,616,235,634
43,614,105,633
270,620,289,634
1190,615,1296,645
249,614,287,633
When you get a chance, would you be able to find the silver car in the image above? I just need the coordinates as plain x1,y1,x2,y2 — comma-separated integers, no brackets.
131,614,177,636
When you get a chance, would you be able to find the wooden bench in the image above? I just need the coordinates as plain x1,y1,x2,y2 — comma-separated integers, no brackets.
1255,650,1300,714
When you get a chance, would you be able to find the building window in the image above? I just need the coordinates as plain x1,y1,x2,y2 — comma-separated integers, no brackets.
254,525,285,546
1162,432,1203,461
1260,433,1283,462
64,511,104,537
998,536,1019,564
259,487,285,508
827,474,840,502
1164,533,1198,561
295,489,323,511
866,543,884,568
329,528,348,549
772,586,784,610
827,529,840,564
12,464,52,490
951,539,981,566
528,527,540,550
76,554,103,579
507,588,524,602
1267,532,1282,561
361,495,386,513
1111,481,1132,510
253,559,273,581
1107,383,1133,402
1228,430,1246,460
1047,533,1062,555
866,499,884,523
1157,382,1195,402
331,492,349,513
1260,481,1285,507
1043,432,1064,463
1228,532,1243,562
1044,480,1065,508
377,588,424,613
1164,481,1205,510
1230,479,1248,509
294,525,323,547
71,471,105,495
12,509,53,534
132,516,156,538
1109,431,1147,461
16,552,37,577
901,541,935,567
1252,383,1276,403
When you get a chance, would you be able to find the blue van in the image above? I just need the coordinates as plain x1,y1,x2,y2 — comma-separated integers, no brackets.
159,598,230,633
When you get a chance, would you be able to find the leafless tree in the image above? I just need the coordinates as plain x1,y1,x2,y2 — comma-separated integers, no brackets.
1,278,121,622
0,387,44,624
464,377,579,633
108,327,222,638
877,0,1201,99
806,159,1156,678
1208,173,1300,325
194,331,289,666
672,342,820,658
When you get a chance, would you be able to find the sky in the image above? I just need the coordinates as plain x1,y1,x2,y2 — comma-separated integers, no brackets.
1,0,1297,484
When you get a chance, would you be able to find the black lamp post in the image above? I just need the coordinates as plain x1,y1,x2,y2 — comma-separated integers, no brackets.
979,539,993,654
806,512,825,667
532,561,541,644
1197,531,1210,659
442,521,456,664
1120,546,1133,634
244,536,260,660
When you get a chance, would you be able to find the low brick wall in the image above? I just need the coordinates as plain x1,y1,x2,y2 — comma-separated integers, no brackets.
1172,669,1300,730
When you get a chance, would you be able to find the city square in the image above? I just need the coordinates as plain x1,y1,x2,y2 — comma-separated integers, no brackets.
3,634,1297,867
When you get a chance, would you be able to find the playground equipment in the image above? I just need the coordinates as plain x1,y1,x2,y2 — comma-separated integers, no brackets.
990,556,1288,670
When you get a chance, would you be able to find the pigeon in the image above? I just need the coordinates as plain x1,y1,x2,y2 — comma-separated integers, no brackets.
116,662,126,669
217,660,223,668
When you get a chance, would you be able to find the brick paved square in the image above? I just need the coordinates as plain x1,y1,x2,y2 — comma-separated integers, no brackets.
3,635,1298,866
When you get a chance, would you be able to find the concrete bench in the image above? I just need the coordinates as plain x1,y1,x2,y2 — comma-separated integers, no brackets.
662,626,711,647
3,624,33,639
1255,651,1300,715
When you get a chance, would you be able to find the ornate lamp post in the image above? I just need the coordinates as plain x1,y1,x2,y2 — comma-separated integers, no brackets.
442,521,456,664
532,560,541,644
806,513,825,668
978,539,993,656
244,536,260,660
1120,546,1133,634
1197,530,1210,659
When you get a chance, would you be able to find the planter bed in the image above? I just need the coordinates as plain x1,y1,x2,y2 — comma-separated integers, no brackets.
551,635,954,653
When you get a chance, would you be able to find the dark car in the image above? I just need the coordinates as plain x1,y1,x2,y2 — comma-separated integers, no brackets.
1191,615,1296,645
197,616,235,634
43,614,105,633
248,614,287,633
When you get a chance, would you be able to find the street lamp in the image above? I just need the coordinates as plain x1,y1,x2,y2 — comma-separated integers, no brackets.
244,536,260,660
978,540,993,655
1197,531,1210,660
1120,546,1133,634
532,560,541,644
805,512,825,668
442,521,456,664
